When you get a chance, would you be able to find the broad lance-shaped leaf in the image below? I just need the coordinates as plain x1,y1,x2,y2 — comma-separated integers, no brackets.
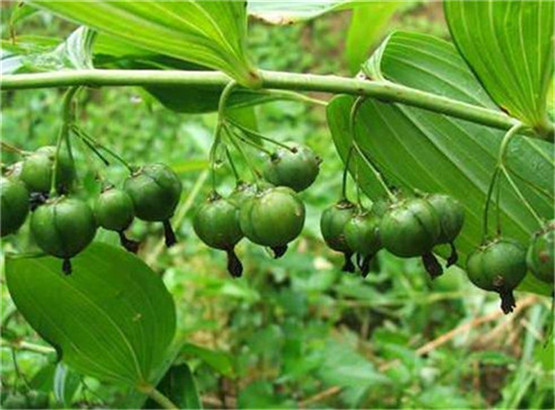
329,31,554,295
445,0,555,138
30,0,260,87
6,243,176,385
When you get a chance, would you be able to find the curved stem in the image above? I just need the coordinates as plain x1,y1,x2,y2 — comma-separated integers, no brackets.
349,97,396,201
144,387,178,410
209,80,237,191
51,86,80,196
482,123,526,239
341,145,354,201
225,146,240,182
72,125,133,172
225,125,261,184
2,69,542,138
227,120,293,151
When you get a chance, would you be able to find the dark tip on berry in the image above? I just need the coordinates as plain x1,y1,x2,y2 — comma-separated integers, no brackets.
422,252,443,279
29,192,49,211
447,242,458,267
342,251,355,273
62,258,72,275
118,231,140,254
498,289,516,314
163,220,177,247
271,245,288,259
360,254,374,278
226,249,243,278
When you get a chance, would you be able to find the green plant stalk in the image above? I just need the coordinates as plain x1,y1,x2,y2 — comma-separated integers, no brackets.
51,86,79,196
136,384,178,410
482,123,527,239
2,69,546,138
228,120,293,151
209,80,237,191
72,125,134,172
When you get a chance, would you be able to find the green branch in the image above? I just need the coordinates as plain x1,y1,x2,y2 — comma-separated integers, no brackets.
1,69,544,137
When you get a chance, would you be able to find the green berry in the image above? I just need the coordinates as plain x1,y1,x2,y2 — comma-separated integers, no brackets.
239,186,305,257
527,221,554,284
263,143,321,192
467,238,527,313
0,177,29,237
30,196,97,274
20,146,75,193
124,163,182,247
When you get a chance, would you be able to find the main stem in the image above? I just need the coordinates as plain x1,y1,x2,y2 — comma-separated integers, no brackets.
1,69,542,137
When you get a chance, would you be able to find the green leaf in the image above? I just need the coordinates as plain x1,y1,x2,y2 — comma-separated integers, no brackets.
0,27,95,73
6,243,176,386
329,31,554,295
182,343,235,377
445,0,555,137
53,363,80,407
345,2,400,74
30,0,260,87
144,363,202,409
248,0,364,25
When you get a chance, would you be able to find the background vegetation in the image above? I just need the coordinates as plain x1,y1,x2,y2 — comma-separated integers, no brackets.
1,1,553,409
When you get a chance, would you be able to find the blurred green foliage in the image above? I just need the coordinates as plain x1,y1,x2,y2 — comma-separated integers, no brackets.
1,3,553,409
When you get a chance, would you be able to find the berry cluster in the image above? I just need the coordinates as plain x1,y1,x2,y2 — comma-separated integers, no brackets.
1,145,182,274
193,142,320,277
321,194,465,279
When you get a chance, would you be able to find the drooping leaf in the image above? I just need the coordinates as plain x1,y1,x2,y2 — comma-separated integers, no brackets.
6,243,176,386
345,2,401,74
328,32,554,295
0,27,95,73
30,0,260,87
445,0,555,138
144,363,202,409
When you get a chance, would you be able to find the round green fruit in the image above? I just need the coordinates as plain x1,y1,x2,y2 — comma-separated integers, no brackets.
320,200,356,272
344,209,381,277
320,201,356,253
124,163,182,222
344,210,381,257
30,196,97,274
426,193,465,266
194,194,243,250
239,186,305,252
262,143,321,192
194,194,244,277
467,238,527,313
20,146,75,193
228,182,257,208
527,221,554,284
95,188,135,232
1,177,29,237
124,163,182,247
426,194,465,243
380,198,440,258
